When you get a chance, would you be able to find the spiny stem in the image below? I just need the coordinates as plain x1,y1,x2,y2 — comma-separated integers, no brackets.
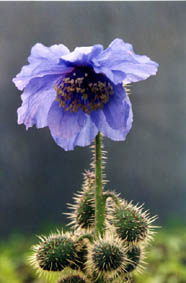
95,132,105,238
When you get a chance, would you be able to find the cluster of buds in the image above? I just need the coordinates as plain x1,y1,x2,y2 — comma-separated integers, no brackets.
30,160,157,283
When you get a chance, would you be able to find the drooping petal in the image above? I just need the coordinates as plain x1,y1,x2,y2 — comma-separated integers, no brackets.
74,116,98,147
13,43,72,91
92,38,158,84
91,95,133,141
50,116,98,151
47,101,98,151
17,75,59,129
47,101,85,139
103,84,127,129
61,44,103,66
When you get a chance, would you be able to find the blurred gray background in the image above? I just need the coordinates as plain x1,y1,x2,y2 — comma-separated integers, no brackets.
0,2,185,237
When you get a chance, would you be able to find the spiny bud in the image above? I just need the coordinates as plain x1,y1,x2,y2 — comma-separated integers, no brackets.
30,232,77,275
111,201,156,245
58,274,89,283
87,233,129,279
66,171,95,230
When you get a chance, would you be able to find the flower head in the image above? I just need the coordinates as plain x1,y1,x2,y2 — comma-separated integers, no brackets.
13,39,158,150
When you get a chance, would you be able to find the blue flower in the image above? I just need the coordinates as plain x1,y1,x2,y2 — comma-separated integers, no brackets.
13,39,158,151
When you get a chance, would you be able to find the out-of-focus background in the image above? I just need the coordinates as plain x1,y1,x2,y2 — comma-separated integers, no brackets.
0,2,186,282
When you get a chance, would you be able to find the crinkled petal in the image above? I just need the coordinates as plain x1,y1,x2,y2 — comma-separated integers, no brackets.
28,43,70,63
13,63,72,91
13,43,72,91
92,38,158,84
93,65,126,85
61,44,103,66
47,101,98,150
17,75,59,129
91,95,133,141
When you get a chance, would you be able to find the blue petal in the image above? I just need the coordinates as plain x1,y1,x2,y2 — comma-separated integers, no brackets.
103,84,127,129
28,43,70,63
61,44,103,66
91,95,133,141
47,101,85,139
93,65,126,85
92,38,158,84
17,75,59,129
74,117,98,148
13,43,72,91
47,101,98,151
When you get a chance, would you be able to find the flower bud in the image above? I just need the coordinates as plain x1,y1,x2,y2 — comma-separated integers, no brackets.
30,232,76,274
66,171,95,230
111,201,156,245
87,233,129,279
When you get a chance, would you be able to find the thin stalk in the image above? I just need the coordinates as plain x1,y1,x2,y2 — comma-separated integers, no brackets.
95,132,105,237
103,192,121,207
76,234,94,244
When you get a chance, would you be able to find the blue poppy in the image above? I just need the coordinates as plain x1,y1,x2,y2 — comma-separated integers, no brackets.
13,39,158,151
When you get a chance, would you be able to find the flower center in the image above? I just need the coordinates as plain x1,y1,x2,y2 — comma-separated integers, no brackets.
55,66,113,114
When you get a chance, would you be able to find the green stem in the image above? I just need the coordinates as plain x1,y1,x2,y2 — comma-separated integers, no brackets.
94,132,106,283
95,132,105,237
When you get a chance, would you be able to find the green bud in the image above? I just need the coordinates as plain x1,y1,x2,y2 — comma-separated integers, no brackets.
66,171,95,230
111,201,156,244
87,233,129,279
30,232,76,273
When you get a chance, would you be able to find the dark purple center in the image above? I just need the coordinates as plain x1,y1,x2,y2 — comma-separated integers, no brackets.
55,66,113,114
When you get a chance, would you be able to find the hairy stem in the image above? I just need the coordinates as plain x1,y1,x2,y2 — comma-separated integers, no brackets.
95,132,105,238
